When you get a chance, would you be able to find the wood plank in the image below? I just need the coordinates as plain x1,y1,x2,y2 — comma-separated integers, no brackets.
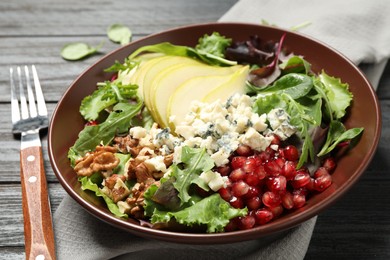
0,183,66,247
0,0,238,36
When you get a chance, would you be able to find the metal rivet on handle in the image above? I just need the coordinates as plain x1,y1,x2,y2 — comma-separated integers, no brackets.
28,176,37,183
27,155,35,162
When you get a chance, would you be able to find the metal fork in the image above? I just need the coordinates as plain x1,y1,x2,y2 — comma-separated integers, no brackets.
10,65,56,260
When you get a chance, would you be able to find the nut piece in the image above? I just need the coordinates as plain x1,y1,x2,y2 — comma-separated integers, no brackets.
74,146,120,177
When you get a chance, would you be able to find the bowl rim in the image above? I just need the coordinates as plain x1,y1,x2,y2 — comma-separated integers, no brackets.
48,22,382,244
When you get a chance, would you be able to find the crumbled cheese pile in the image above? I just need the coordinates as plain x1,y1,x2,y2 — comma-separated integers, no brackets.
173,93,297,167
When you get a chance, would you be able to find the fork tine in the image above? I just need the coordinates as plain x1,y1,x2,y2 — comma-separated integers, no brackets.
24,66,38,118
17,67,29,119
31,65,48,117
10,68,21,124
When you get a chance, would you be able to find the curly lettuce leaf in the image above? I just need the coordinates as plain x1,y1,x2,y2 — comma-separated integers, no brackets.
68,101,142,166
80,81,138,121
317,71,353,119
150,193,247,233
79,176,128,218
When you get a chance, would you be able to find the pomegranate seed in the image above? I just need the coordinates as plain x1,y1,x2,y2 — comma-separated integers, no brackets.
110,73,118,81
284,145,299,161
219,187,232,201
282,161,297,180
292,171,310,189
314,167,330,179
281,191,294,209
245,172,260,186
224,218,239,232
269,205,283,218
293,187,309,197
264,160,282,176
254,165,267,180
246,196,262,210
314,173,332,192
293,194,306,208
270,134,281,145
266,176,287,192
231,156,246,169
244,157,258,173
229,168,246,182
236,144,253,156
258,147,275,161
322,157,336,172
231,181,249,197
262,191,281,208
86,120,98,126
243,186,261,199
229,196,244,208
216,165,231,176
238,215,256,230
305,178,316,191
254,208,274,225
275,157,286,168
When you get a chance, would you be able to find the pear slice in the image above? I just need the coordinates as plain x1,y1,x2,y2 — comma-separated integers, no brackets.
202,65,249,103
168,65,249,130
142,56,200,111
151,63,240,128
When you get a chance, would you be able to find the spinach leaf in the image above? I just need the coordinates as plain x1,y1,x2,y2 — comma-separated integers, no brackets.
107,24,132,45
61,42,103,61
259,73,313,99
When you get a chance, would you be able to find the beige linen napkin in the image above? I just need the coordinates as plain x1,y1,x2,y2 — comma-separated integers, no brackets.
54,1,390,259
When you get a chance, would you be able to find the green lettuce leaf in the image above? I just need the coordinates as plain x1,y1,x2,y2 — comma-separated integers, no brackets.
79,176,128,218
317,71,353,119
150,193,247,233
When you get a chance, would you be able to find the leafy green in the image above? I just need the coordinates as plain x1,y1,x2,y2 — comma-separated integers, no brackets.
317,71,353,119
61,42,103,61
280,56,311,75
150,193,247,233
171,146,215,205
68,101,142,165
195,32,232,59
128,33,237,66
104,58,138,73
80,81,138,121
113,153,131,175
317,121,364,156
79,176,128,218
258,73,313,99
107,24,132,45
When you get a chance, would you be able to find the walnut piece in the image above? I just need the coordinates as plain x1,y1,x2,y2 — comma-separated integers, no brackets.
74,146,120,177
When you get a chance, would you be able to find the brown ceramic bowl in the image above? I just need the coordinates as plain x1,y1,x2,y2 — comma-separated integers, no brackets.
48,22,381,244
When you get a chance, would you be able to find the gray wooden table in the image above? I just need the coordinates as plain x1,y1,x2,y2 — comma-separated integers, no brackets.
0,0,389,259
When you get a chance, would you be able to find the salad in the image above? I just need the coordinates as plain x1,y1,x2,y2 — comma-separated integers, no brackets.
68,32,363,233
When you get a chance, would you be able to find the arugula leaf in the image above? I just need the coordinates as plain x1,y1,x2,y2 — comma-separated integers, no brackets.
68,101,142,165
107,24,132,45
80,81,138,121
172,146,215,205
317,121,364,156
150,193,247,233
79,176,128,218
104,58,138,73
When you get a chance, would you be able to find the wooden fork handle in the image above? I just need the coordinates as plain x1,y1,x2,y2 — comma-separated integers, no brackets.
20,146,56,260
